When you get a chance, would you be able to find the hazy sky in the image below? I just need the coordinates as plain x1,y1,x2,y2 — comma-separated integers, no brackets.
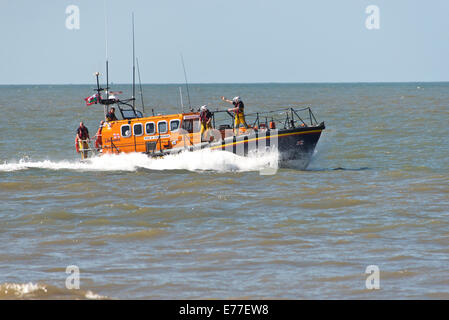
1,0,448,84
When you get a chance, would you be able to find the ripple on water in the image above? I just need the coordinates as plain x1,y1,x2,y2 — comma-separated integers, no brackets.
100,228,167,241
300,198,372,210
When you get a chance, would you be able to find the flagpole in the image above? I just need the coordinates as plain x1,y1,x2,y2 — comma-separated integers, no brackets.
94,71,106,118
95,72,101,95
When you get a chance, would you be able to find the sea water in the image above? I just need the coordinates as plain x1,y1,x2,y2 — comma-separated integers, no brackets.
0,83,448,299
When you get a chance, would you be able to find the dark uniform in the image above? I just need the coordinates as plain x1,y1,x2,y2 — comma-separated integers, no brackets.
76,125,90,159
106,109,118,121
200,108,212,141
76,126,89,140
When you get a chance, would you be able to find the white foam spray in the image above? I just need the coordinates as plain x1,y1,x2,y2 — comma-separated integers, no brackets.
0,149,279,173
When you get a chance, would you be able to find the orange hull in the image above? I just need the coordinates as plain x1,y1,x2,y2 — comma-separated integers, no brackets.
99,112,215,155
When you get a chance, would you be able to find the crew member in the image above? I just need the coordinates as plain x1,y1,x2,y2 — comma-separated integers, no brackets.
95,120,104,151
221,96,248,134
199,105,212,141
106,107,118,121
76,122,90,159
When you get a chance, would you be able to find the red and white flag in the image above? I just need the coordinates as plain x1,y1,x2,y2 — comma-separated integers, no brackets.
84,93,100,106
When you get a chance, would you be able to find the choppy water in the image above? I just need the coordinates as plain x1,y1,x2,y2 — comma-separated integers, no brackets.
0,83,448,299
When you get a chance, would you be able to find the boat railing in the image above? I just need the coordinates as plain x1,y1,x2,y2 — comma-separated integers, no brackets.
212,106,320,130
77,138,99,159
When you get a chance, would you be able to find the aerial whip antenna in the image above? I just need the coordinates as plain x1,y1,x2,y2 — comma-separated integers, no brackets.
180,53,192,110
179,87,184,113
136,57,145,115
132,12,136,111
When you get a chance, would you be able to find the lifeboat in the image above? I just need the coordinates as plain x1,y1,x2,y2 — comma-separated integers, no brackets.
80,73,325,169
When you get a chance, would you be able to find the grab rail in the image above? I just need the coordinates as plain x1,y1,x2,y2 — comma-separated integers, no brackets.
212,106,320,130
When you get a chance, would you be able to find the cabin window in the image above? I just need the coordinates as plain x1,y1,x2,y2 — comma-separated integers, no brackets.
158,121,168,134
121,124,131,138
181,119,193,133
145,122,155,135
181,119,200,134
170,119,180,132
133,123,143,136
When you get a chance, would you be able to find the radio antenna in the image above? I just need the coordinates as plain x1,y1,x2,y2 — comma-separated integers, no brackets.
136,57,145,115
131,13,136,111
179,86,184,113
180,53,191,110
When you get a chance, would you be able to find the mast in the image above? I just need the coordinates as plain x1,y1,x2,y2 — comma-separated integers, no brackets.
132,12,136,112
106,61,109,95
94,72,105,118
105,62,108,119
104,0,109,118
95,72,101,93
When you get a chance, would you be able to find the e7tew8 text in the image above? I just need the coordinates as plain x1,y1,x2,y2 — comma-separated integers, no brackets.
178,304,269,317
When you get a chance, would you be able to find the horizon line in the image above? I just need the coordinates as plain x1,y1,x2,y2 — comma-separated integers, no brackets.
1,80,449,86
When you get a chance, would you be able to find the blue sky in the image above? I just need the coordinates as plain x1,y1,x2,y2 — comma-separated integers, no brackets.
1,0,448,84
